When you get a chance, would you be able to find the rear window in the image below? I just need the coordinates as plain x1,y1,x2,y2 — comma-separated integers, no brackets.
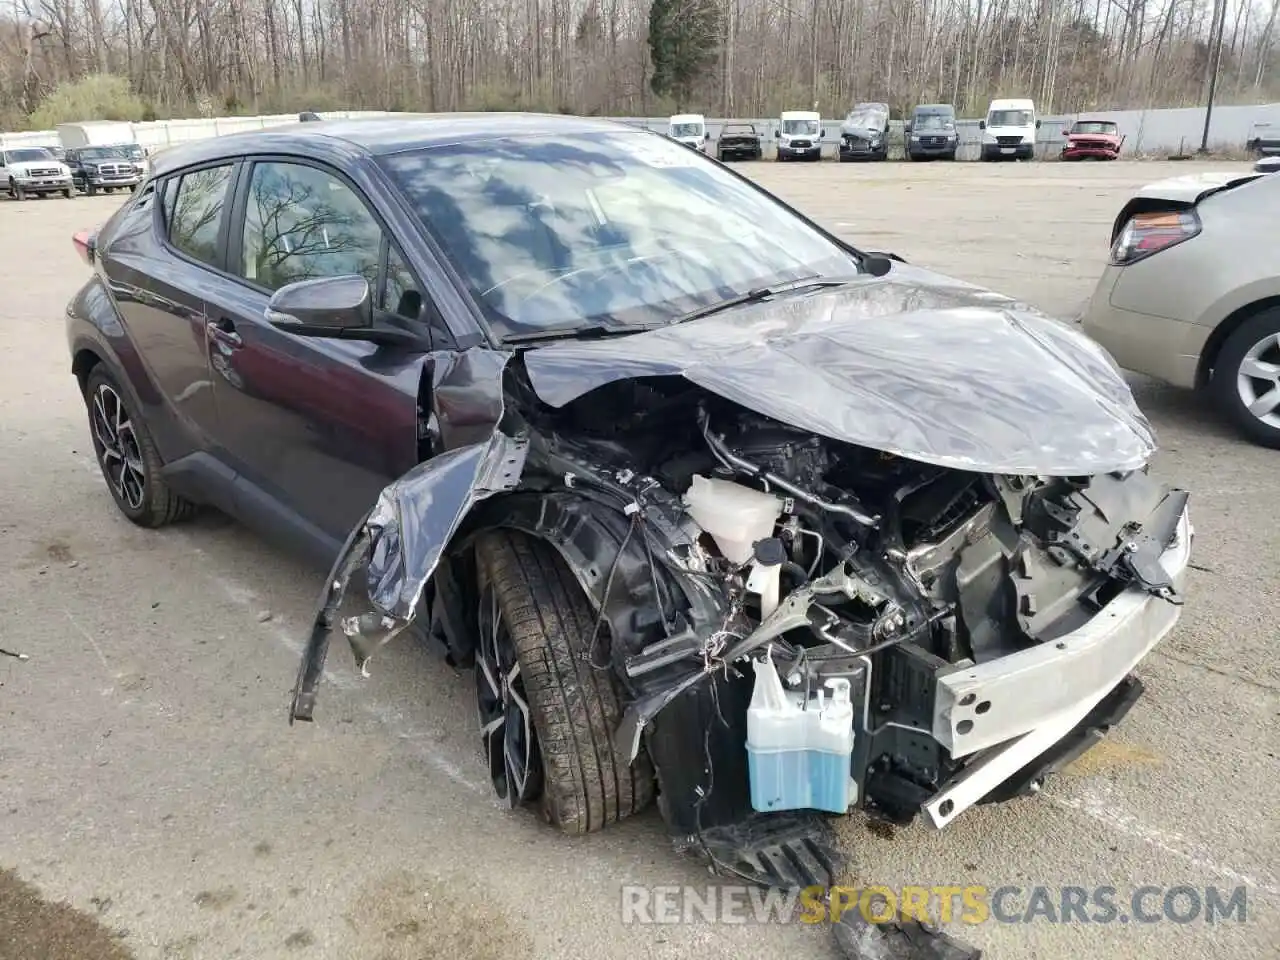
166,165,235,267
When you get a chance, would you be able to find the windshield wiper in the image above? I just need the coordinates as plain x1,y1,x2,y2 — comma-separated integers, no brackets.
671,274,863,326
500,323,644,346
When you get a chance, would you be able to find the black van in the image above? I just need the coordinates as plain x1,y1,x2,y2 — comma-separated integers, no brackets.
905,103,959,161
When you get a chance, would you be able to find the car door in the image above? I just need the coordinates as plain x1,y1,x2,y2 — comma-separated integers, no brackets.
200,156,429,551
103,162,237,466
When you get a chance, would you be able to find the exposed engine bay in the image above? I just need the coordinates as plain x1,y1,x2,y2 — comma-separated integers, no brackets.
290,365,1191,890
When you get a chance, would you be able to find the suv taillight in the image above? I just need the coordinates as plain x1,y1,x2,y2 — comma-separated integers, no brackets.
1110,209,1201,265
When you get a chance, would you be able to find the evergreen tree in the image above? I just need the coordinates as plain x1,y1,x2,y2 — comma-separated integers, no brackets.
648,0,722,108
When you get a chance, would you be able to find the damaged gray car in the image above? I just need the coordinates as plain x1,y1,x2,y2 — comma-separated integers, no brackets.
65,114,1192,891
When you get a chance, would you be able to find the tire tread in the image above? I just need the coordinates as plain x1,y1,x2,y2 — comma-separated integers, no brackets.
475,529,655,835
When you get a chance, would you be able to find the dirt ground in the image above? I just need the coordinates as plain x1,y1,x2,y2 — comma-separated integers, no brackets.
1,158,1276,960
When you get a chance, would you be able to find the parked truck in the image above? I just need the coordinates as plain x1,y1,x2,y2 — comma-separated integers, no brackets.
57,122,150,177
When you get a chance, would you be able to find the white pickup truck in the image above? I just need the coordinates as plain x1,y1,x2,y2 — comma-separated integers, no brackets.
1,146,75,200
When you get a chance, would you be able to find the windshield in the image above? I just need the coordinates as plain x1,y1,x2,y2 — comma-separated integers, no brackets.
913,111,954,130
379,132,859,341
5,148,53,163
722,124,755,135
782,119,820,136
79,146,129,160
845,106,887,127
1071,121,1117,135
989,110,1034,127
669,123,703,138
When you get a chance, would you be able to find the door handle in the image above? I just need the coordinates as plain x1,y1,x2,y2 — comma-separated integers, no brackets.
207,317,243,348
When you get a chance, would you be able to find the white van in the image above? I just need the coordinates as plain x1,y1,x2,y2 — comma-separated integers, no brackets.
667,114,709,152
978,98,1040,161
776,110,824,161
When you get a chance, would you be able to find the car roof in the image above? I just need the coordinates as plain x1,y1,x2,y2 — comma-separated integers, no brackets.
148,113,641,177
914,103,954,111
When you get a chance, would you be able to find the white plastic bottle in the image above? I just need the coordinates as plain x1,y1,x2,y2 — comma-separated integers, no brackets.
745,649,857,814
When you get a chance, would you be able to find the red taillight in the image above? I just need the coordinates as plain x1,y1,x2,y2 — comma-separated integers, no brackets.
73,230,95,266
1109,209,1201,265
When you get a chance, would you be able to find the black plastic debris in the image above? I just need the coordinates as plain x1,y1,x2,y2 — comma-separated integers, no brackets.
833,898,983,960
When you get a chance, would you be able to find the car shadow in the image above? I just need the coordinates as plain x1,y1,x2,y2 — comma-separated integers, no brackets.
1126,375,1242,445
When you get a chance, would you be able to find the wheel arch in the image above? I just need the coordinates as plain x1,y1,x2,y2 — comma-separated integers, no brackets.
443,491,701,671
1194,295,1280,388
72,345,105,393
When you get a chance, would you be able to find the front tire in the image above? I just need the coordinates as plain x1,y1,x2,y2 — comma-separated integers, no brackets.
473,530,656,835
83,367,198,527
1211,308,1280,449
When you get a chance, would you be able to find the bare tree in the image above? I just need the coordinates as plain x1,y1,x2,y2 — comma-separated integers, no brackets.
1,0,1278,129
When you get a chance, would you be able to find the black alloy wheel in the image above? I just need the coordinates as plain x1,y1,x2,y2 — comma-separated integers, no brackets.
475,576,544,807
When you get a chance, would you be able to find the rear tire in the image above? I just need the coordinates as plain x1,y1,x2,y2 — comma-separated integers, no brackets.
63,188,73,198
473,529,656,835
83,366,199,527
1210,308,1280,449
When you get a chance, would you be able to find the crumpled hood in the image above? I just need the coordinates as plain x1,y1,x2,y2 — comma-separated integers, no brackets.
840,122,883,138
1066,132,1121,144
521,263,1157,476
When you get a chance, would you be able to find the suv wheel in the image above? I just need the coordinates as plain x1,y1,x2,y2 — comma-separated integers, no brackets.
83,367,198,526
10,179,25,200
1211,308,1280,448
473,530,655,835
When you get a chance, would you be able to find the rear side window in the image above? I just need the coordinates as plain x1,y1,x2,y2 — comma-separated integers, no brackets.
168,164,234,267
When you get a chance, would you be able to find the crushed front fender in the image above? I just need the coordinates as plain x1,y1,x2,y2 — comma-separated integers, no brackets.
288,347,529,723
289,432,529,722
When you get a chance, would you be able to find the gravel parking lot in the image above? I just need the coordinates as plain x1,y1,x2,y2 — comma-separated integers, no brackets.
2,160,1277,960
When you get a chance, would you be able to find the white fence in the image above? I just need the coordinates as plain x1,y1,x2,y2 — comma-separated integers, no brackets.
0,110,401,151
3,101,1277,159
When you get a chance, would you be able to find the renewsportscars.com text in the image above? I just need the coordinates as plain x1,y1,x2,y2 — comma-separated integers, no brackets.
619,884,1249,926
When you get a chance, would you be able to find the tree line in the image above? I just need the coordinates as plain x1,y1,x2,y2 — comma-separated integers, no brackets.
1,0,1277,131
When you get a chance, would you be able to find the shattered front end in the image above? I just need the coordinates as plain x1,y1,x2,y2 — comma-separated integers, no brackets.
287,287,1192,892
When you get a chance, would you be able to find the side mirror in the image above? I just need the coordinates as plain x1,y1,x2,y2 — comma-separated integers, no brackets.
978,120,986,130
775,130,780,139
820,128,827,138
704,132,710,140
266,275,373,333
1035,119,1042,129
904,124,912,134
